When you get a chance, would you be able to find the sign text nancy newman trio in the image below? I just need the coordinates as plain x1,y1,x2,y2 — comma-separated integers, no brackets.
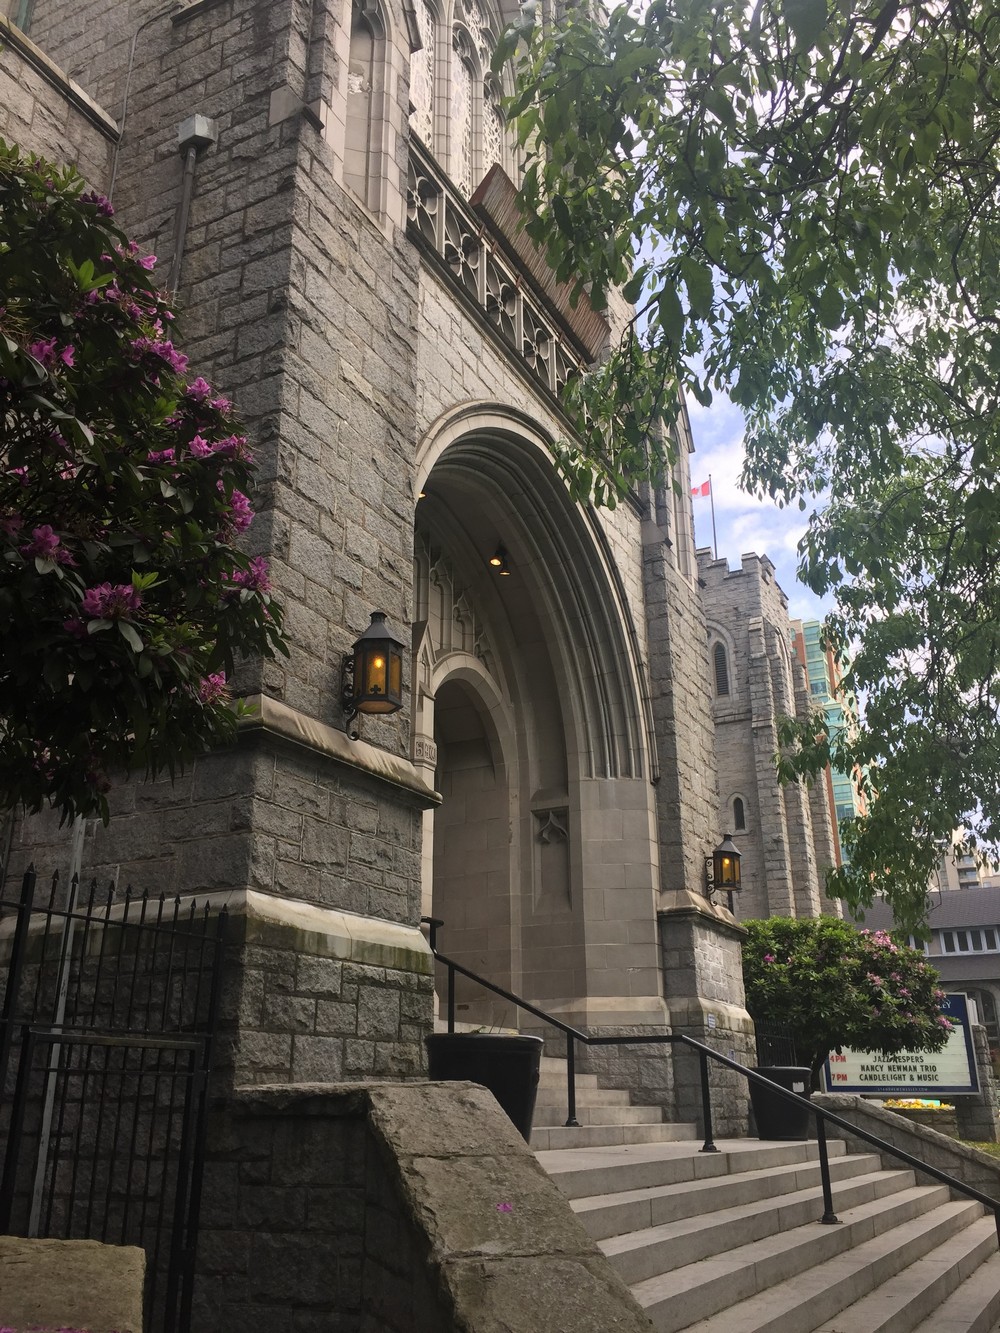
823,994,980,1097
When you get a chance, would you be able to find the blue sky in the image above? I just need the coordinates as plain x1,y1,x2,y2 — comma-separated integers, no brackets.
686,389,832,624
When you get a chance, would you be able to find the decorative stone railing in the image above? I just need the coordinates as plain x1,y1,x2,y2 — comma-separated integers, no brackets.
406,139,587,401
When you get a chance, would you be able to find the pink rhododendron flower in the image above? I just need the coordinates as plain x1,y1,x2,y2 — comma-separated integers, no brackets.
188,434,213,458
226,557,271,594
137,253,157,270
0,514,23,539
130,337,189,375
220,487,254,533
80,583,142,620
147,447,176,464
213,433,250,460
81,189,114,216
763,953,776,964
198,672,227,704
20,524,60,558
186,376,213,401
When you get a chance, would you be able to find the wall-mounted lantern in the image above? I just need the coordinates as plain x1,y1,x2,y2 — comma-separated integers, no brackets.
342,611,405,727
705,834,741,909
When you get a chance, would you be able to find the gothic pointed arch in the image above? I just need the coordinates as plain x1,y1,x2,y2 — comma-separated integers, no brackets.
412,404,665,1027
414,405,650,782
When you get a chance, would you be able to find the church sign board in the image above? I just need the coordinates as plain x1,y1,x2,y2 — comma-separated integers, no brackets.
823,994,979,1096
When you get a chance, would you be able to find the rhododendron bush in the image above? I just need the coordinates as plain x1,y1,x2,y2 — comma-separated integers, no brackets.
743,916,951,1089
0,143,285,821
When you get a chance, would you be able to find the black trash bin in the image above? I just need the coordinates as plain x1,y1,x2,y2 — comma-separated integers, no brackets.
749,1065,811,1140
425,1033,543,1141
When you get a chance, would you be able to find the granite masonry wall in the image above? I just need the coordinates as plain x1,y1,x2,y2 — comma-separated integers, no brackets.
0,15,117,186
195,1081,654,1333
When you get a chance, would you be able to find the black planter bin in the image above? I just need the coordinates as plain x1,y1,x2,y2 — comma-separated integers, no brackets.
749,1065,812,1140
425,1033,544,1141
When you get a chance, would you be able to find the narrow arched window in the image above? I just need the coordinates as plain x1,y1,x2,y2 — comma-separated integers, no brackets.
713,641,730,697
733,797,746,831
345,0,387,213
451,27,477,194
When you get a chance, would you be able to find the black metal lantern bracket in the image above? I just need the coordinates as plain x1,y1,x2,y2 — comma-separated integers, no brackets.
705,833,742,910
340,610,406,739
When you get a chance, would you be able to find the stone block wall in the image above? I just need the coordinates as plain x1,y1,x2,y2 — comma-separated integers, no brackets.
814,1090,1000,1201
195,1080,655,1333
0,15,117,186
222,889,434,1087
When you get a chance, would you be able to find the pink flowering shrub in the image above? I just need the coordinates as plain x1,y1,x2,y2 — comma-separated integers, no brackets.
743,916,950,1088
0,142,285,821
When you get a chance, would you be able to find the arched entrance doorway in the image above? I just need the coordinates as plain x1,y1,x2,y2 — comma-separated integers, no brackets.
412,410,668,1031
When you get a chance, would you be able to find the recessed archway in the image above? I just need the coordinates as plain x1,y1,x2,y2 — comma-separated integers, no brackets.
413,410,668,1030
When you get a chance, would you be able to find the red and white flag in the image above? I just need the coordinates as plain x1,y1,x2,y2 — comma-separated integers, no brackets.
691,479,711,497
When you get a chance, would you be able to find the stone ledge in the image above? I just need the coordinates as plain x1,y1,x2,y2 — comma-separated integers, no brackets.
0,1236,144,1333
814,1092,1000,1202
0,16,119,139
239,693,441,808
172,0,233,22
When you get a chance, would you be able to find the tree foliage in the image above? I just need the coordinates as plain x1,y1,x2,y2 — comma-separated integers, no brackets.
743,916,951,1088
0,144,286,822
501,0,1000,928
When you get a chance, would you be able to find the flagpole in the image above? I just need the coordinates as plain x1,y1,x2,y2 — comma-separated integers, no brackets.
709,473,718,560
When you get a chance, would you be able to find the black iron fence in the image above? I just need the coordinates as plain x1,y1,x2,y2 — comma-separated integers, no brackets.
0,866,226,1332
754,1021,799,1067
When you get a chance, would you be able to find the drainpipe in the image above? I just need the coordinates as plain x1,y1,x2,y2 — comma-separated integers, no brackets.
167,114,219,301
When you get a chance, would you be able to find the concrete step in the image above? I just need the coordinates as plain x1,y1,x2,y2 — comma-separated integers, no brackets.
538,1068,602,1090
814,1214,1000,1333
572,1152,886,1243
531,1122,698,1151
605,1169,920,1288
539,1139,843,1203
533,1102,663,1128
534,1085,633,1108
910,1245,1000,1333
643,1193,981,1333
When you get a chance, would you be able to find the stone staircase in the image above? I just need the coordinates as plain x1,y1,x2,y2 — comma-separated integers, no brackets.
530,1056,1000,1332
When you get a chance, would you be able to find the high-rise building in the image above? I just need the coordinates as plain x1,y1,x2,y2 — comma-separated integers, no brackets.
791,619,867,865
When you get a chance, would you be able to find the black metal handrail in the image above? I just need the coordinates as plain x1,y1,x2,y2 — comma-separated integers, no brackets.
421,917,1000,1246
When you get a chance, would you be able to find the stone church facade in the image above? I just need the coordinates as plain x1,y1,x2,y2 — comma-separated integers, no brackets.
0,0,829,1128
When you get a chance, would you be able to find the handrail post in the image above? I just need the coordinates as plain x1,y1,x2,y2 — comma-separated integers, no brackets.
699,1049,719,1153
447,963,455,1033
816,1113,840,1224
565,1033,580,1127
421,915,444,953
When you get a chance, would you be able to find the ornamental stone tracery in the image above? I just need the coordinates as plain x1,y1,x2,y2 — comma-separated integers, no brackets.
408,0,507,193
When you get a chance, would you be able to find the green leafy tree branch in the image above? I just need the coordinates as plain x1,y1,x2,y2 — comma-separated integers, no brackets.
502,0,1000,927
